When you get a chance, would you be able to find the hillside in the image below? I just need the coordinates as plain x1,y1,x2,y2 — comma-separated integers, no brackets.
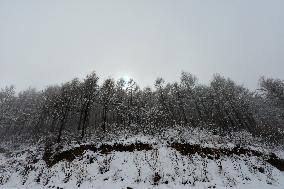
1,73,284,188
1,127,283,189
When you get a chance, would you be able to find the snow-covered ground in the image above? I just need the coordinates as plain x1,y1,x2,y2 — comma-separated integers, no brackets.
1,149,284,189
1,127,284,189
1,180,284,189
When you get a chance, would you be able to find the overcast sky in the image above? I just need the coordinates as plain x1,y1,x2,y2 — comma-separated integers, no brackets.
1,0,284,91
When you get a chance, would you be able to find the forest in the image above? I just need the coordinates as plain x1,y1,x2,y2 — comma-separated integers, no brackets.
0,71,283,146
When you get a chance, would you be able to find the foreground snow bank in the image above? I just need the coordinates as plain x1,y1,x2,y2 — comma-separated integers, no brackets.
1,136,284,189
1,178,284,189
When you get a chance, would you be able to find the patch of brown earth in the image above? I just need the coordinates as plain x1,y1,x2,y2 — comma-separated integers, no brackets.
266,153,284,171
43,142,284,171
43,142,153,167
99,143,153,154
171,143,284,171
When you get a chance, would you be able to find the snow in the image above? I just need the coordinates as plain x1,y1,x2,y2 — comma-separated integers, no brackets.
1,127,284,189
1,181,284,189
1,141,284,189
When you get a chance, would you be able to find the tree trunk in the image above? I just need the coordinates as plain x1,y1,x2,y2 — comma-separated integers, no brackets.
57,114,66,143
102,107,107,132
81,101,90,139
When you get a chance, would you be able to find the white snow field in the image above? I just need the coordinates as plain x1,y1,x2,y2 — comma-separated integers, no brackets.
0,148,283,189
0,128,284,189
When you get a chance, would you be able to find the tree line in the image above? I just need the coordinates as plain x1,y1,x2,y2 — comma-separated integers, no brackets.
0,71,283,144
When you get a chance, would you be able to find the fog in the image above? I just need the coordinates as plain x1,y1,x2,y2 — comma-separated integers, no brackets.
1,0,284,91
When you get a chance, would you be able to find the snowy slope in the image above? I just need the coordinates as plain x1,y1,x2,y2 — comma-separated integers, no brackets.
0,134,284,189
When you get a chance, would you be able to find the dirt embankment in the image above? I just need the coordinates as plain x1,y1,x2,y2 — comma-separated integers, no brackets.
43,142,284,171
43,142,153,167
171,143,284,171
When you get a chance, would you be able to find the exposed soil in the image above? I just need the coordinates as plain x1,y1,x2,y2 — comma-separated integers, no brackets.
266,153,284,171
43,144,97,167
171,143,284,171
171,143,262,159
43,141,284,171
99,143,153,154
43,142,153,167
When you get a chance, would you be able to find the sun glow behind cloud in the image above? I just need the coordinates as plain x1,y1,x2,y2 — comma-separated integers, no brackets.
121,74,131,83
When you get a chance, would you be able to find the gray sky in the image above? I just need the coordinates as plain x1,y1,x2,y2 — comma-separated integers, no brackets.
1,0,284,91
